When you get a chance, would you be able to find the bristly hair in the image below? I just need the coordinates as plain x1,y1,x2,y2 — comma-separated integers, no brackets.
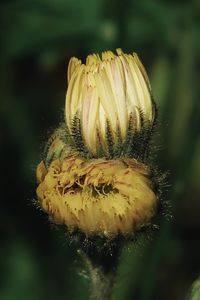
96,128,106,158
124,102,158,162
113,123,123,158
143,98,158,162
120,113,135,157
105,119,115,159
71,115,90,157
132,109,151,161
120,110,150,160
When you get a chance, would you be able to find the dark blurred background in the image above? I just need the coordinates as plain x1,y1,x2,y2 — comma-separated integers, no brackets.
1,0,200,299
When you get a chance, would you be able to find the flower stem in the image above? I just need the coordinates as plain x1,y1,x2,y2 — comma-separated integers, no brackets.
86,256,116,300
80,243,121,300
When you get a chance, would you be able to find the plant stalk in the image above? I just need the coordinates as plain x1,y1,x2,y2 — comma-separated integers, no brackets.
80,242,121,300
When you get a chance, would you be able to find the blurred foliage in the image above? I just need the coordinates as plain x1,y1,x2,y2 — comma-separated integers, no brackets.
188,277,200,300
1,0,200,299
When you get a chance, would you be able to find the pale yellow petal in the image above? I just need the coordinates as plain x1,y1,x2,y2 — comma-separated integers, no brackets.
104,59,128,139
86,54,100,66
94,71,116,132
65,65,85,130
116,48,124,55
81,86,99,154
129,56,152,121
67,57,82,83
133,53,151,91
102,50,115,61
96,102,106,144
118,54,141,111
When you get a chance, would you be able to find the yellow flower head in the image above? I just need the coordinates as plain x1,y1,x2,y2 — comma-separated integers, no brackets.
36,155,157,238
65,49,156,157
36,49,159,240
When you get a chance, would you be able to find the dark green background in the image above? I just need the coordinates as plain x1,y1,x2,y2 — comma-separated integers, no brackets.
1,0,200,299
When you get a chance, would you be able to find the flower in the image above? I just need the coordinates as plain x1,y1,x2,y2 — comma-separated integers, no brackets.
65,49,155,157
36,155,157,237
36,49,159,239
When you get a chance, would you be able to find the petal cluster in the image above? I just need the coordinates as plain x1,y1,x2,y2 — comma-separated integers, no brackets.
36,155,157,237
65,49,155,156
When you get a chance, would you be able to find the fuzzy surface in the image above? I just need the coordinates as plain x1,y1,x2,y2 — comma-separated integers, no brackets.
36,153,157,238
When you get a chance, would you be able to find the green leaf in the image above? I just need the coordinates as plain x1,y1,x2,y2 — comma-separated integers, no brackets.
188,278,200,300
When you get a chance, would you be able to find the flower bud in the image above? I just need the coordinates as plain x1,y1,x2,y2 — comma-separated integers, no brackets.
65,49,155,157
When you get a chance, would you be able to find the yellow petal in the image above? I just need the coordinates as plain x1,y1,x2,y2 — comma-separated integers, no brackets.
102,50,115,61
119,54,141,112
133,53,151,91
81,86,99,154
104,58,128,139
86,54,100,66
129,56,152,121
67,57,82,83
94,67,118,132
65,65,85,130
